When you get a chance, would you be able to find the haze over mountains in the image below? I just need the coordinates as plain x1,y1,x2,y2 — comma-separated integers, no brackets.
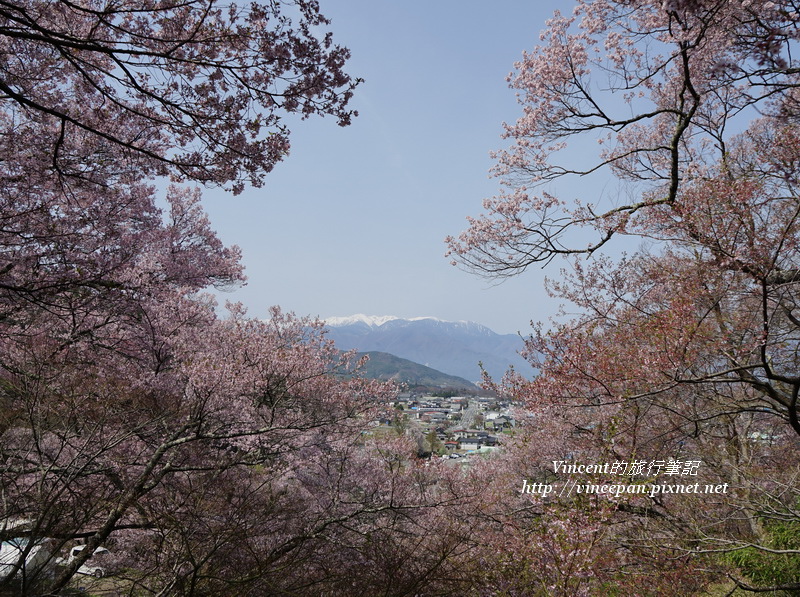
324,315,531,382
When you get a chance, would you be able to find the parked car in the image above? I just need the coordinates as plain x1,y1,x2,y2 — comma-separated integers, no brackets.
57,545,111,578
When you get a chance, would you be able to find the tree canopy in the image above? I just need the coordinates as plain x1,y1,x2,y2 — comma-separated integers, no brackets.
449,0,800,593
0,0,359,193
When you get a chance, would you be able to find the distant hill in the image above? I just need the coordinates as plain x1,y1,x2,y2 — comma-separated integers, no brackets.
356,351,478,392
324,315,531,382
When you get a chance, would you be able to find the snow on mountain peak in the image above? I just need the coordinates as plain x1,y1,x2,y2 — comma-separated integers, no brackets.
322,315,528,380
324,314,480,329
324,314,400,327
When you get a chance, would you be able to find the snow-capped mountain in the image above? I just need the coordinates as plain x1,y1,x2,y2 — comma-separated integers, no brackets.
325,314,475,328
324,315,531,382
325,314,402,327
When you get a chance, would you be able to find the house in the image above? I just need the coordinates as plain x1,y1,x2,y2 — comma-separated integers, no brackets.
493,416,515,430
459,438,481,451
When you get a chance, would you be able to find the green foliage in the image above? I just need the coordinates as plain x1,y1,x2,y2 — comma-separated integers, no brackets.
425,430,445,455
430,389,462,398
392,413,410,435
724,516,800,595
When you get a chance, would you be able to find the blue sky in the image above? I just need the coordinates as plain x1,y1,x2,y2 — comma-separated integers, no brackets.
202,2,571,335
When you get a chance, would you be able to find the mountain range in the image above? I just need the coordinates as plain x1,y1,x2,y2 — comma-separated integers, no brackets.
324,315,531,382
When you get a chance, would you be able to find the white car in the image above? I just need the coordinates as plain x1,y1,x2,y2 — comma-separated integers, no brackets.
58,545,110,578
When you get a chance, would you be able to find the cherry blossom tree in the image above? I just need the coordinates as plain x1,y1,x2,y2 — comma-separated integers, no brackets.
448,0,800,445
0,166,399,593
0,0,359,193
2,217,473,594
447,0,800,592
447,0,799,271
0,112,475,594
